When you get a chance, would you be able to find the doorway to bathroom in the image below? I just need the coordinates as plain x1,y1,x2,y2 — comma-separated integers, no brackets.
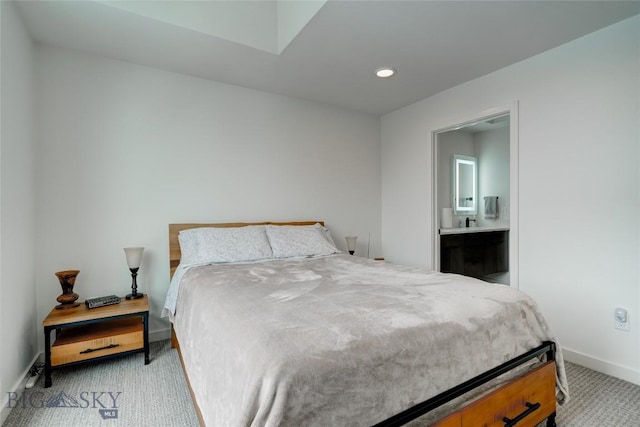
432,103,519,288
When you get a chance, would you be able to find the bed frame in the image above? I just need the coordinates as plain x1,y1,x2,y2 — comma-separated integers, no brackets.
168,222,557,427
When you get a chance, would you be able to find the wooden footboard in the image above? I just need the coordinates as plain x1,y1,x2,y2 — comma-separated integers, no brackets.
374,342,557,427
432,362,556,427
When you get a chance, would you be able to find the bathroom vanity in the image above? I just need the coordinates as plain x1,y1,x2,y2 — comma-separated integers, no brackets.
440,226,509,280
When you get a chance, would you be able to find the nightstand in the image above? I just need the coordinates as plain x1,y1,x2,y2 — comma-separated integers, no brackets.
42,295,149,388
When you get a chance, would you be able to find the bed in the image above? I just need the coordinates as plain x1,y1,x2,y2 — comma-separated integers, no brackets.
164,221,568,427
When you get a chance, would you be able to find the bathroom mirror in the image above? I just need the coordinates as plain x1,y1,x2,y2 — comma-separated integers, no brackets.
452,154,477,215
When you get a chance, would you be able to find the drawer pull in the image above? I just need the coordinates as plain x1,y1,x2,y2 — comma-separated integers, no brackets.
503,402,540,427
79,343,119,354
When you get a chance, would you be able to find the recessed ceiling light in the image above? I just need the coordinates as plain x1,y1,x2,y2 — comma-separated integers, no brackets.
375,67,396,78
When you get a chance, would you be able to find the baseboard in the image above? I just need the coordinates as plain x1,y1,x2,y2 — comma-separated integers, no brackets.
0,352,42,425
150,327,171,343
563,347,640,385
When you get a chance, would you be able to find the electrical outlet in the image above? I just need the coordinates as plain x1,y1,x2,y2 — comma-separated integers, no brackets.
614,308,630,331
615,319,630,331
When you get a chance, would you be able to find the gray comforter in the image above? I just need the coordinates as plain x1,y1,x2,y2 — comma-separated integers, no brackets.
172,254,568,426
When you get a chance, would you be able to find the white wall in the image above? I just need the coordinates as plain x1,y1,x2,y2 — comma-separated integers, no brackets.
381,16,640,383
35,45,381,342
0,1,38,421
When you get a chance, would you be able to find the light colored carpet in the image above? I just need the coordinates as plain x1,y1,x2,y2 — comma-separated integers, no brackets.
2,340,198,426
3,341,639,426
548,362,640,426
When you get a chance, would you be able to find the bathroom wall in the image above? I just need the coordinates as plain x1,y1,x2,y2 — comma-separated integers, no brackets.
437,130,474,228
475,126,509,228
437,126,509,229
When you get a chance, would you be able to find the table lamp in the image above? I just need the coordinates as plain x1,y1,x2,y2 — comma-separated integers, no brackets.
124,247,144,300
345,236,358,255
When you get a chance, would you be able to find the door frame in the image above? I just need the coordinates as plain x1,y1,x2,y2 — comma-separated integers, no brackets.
431,102,519,288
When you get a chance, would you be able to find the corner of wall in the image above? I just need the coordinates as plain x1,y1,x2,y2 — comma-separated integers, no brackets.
0,1,40,420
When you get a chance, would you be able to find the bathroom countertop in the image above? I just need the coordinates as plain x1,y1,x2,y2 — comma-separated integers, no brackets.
439,225,510,235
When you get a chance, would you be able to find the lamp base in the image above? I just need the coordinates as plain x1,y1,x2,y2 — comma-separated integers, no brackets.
125,293,144,300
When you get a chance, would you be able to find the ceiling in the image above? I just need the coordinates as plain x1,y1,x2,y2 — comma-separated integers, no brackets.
15,1,640,116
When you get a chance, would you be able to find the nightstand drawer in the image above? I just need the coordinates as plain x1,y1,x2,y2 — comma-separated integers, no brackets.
459,361,556,427
51,318,143,366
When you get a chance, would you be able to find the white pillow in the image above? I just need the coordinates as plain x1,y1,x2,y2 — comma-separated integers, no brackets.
265,223,340,258
178,225,273,265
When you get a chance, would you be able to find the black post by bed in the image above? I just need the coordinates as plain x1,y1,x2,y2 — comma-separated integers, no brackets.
374,341,557,427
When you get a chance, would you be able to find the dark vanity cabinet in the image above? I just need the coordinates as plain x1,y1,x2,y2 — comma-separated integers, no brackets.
440,230,509,279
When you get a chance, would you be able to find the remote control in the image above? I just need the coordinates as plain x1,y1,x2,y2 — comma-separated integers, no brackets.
85,295,121,309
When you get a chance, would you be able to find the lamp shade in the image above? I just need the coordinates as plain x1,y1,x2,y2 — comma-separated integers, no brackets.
345,236,358,255
124,247,144,269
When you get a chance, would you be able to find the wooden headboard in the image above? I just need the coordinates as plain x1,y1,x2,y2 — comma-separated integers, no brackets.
168,221,324,279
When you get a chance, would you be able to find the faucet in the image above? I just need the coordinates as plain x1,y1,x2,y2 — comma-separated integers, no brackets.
465,217,476,228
